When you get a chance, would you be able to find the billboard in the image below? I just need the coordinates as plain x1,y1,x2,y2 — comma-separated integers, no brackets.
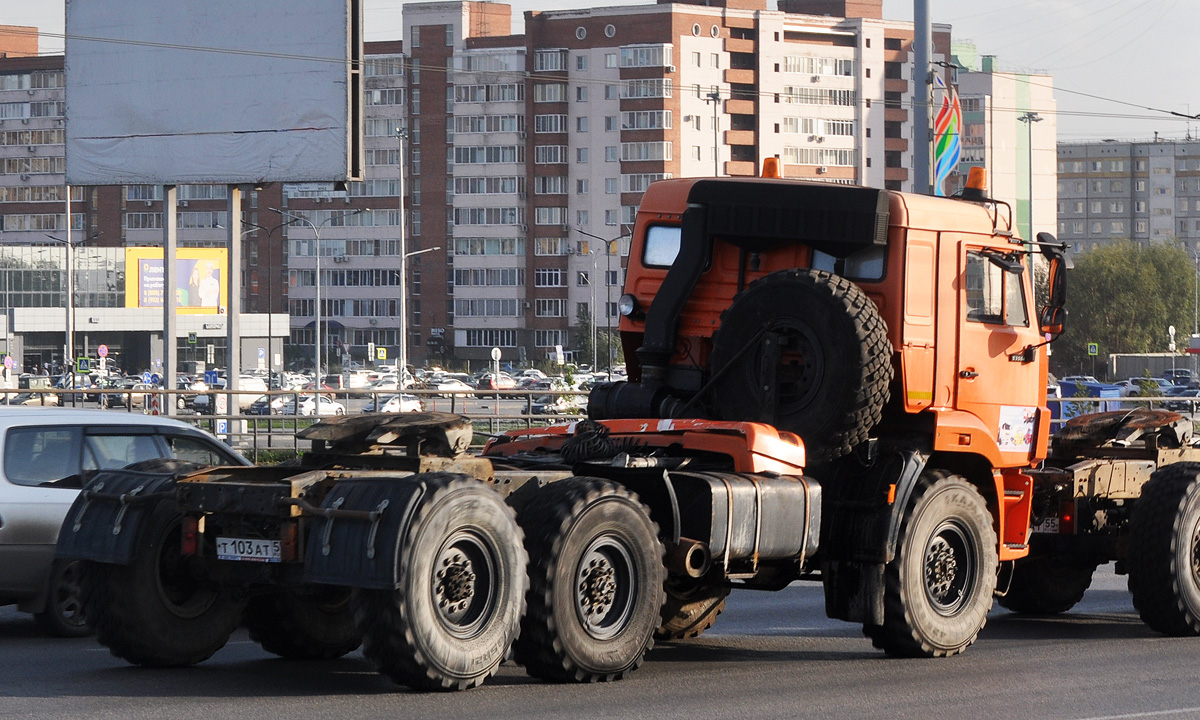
124,248,228,315
65,0,363,185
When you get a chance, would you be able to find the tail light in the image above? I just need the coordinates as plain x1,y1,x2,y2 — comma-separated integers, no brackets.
1059,500,1076,534
181,516,200,556
280,521,299,562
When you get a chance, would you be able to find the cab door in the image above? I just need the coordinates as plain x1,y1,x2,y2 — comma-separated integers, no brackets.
955,246,1043,459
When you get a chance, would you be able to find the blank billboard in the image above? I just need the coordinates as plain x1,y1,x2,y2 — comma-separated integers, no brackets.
66,0,363,186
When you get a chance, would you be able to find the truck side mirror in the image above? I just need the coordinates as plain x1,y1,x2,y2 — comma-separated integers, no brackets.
1045,252,1066,311
1039,305,1066,338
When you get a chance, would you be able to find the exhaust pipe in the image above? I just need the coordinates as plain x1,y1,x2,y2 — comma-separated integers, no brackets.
665,537,712,578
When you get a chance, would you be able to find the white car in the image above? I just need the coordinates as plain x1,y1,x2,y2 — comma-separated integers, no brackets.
363,394,423,414
0,408,249,636
283,395,346,416
434,378,474,398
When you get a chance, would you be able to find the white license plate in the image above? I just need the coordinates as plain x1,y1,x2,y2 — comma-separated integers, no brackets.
1031,517,1060,534
216,536,281,563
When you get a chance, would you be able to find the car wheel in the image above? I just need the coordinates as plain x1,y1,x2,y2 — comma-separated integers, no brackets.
35,559,91,638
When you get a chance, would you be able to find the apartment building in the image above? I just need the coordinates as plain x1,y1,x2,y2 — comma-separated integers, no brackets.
1056,140,1200,255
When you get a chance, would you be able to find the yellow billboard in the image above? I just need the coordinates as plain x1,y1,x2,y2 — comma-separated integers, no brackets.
124,247,229,315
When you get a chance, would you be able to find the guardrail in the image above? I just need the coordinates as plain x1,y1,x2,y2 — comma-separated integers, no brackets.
5,390,1195,463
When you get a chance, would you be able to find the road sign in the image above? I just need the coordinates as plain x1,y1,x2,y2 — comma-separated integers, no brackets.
376,347,387,360
150,373,160,386
215,418,228,436
2,355,12,370
206,344,215,364
1087,343,1098,357
187,332,197,345
98,344,108,358
205,370,219,385
142,372,152,384
491,347,502,362
76,357,91,373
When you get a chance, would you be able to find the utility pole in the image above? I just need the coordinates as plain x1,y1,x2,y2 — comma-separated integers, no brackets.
1018,112,1043,241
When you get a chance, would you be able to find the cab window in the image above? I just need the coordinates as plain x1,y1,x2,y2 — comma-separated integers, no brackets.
964,251,1029,327
643,225,681,267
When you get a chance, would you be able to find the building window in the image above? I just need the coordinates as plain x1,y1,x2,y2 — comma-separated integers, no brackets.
605,116,618,131
445,24,454,45
535,268,565,286
576,179,589,195
576,147,589,163
576,86,589,102
605,146,618,162
576,210,589,225
534,206,568,225
691,51,701,67
605,178,618,194
576,54,588,70
577,116,589,132
605,53,617,68
534,50,567,72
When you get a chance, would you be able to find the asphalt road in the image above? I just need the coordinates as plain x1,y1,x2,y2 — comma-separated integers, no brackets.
5,566,1200,719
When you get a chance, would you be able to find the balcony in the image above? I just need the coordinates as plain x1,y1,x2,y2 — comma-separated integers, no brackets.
724,130,756,146
725,99,755,115
724,68,756,86
724,37,755,54
724,160,756,176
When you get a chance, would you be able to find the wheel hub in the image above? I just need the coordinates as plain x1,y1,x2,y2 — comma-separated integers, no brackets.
925,537,959,601
579,558,617,616
436,553,477,611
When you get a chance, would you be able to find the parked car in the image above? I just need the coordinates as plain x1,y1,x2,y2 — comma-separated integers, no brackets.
100,382,157,409
433,378,474,398
246,394,286,415
362,394,423,414
281,395,346,416
1163,368,1194,385
531,394,585,415
1165,388,1200,412
0,408,249,637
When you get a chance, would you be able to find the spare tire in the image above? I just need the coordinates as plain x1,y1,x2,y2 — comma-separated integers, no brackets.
708,269,892,464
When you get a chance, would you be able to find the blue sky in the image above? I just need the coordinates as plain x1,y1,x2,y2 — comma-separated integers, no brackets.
2,0,1194,140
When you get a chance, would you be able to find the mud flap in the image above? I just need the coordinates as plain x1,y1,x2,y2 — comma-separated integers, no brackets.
302,477,427,589
55,471,179,565
821,447,926,624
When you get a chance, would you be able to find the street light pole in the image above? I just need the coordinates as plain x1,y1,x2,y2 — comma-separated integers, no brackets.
705,89,721,177
395,128,408,382
574,227,631,374
235,221,287,383
397,246,440,386
1018,112,1043,240
269,207,367,382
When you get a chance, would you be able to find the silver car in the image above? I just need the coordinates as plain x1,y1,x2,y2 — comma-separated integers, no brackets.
0,408,250,636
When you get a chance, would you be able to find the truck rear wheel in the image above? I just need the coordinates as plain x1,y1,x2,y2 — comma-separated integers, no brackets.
708,269,892,464
244,586,361,660
872,471,997,657
515,477,666,682
655,579,729,640
997,556,1096,615
352,473,527,691
85,499,244,667
1128,462,1200,635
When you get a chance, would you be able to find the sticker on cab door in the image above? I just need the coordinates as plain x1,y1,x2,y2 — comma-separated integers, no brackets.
996,406,1036,453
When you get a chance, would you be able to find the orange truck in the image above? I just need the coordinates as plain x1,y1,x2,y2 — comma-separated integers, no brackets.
62,168,1096,693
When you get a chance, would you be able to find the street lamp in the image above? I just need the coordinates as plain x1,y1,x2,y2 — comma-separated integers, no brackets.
1018,111,1043,241
268,206,367,380
397,246,440,385
45,231,98,397
574,228,631,374
704,89,722,177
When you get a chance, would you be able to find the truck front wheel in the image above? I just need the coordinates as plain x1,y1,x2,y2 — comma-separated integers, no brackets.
85,499,245,667
1128,462,1200,635
352,473,528,691
871,471,997,657
244,586,361,660
515,477,666,682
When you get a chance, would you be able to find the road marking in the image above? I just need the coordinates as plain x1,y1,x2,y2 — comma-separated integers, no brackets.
1075,709,1200,720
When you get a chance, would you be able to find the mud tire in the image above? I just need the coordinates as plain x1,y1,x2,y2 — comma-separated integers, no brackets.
352,473,527,691
871,471,997,657
515,477,666,682
708,269,892,464
655,580,730,640
998,556,1096,615
1128,462,1200,635
244,586,361,660
84,499,244,667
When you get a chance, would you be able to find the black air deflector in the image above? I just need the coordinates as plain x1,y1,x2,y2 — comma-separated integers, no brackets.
686,179,889,258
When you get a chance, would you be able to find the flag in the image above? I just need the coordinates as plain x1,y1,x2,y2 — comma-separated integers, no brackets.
933,75,962,197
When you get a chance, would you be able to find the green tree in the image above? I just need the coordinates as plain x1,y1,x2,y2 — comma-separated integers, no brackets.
573,310,624,371
1053,241,1194,377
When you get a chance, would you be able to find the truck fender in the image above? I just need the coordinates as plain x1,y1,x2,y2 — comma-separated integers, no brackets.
55,470,180,565
821,447,927,625
302,476,428,589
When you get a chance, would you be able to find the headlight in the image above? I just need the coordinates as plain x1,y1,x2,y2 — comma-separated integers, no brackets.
618,294,638,317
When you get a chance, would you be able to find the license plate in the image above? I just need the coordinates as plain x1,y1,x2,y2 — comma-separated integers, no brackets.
1031,517,1060,534
216,536,281,563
